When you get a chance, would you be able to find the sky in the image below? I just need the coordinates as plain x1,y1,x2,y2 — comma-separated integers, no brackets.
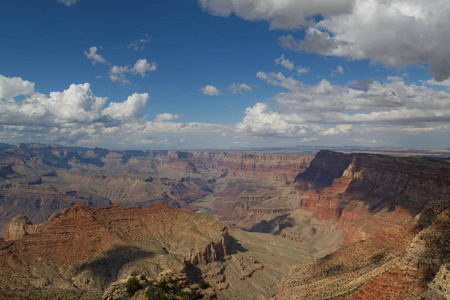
1,0,450,150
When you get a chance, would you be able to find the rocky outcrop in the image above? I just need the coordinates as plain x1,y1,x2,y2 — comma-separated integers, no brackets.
0,202,230,299
4,214,33,241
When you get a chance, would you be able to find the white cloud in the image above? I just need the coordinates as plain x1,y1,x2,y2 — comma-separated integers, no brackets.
154,113,180,122
57,0,80,6
109,65,130,84
275,54,294,71
233,102,321,137
84,47,156,84
278,0,450,81
103,93,149,121
200,85,221,96
0,75,34,99
131,59,157,77
47,83,107,124
108,59,156,84
321,124,352,136
331,65,344,77
0,74,234,149
0,82,107,126
229,70,450,144
202,0,450,81
275,54,309,75
199,0,353,30
297,68,309,75
84,47,108,65
424,78,450,88
228,82,252,94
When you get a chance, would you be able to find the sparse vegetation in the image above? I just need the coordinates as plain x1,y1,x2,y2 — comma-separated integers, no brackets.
126,276,142,297
198,280,210,289
118,274,211,300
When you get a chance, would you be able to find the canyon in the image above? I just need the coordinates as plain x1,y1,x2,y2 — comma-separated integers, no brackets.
0,143,449,299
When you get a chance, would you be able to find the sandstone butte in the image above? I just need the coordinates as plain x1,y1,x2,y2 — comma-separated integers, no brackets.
0,144,450,299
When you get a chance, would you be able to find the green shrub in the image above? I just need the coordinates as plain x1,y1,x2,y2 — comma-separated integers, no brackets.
180,287,203,300
198,280,210,289
126,276,142,297
146,285,168,300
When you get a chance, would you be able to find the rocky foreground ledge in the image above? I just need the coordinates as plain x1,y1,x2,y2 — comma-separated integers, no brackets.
0,202,230,299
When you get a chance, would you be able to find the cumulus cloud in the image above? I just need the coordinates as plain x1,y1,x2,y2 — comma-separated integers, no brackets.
200,85,221,96
84,47,108,65
202,0,450,81
108,59,156,84
198,0,353,30
275,55,294,71
233,102,321,137
109,65,130,84
154,113,180,122
321,124,352,136
0,75,34,99
228,82,252,94
0,74,233,149
0,82,153,127
259,71,450,120
231,70,450,144
57,0,80,6
275,54,309,75
103,93,149,121
84,47,156,84
278,0,450,81
131,59,157,77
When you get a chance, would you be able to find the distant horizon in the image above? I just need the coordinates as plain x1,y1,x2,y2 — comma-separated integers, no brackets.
3,142,450,158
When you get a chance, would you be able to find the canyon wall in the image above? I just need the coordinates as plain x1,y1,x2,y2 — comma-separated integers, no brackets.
279,150,450,299
0,145,313,237
166,151,313,183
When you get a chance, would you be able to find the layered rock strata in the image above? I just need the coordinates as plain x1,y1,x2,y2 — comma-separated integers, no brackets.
0,202,230,299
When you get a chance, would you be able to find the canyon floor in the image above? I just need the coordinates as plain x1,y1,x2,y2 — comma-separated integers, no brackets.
0,143,449,299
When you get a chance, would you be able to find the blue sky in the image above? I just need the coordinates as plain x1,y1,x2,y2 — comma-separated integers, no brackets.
1,0,450,149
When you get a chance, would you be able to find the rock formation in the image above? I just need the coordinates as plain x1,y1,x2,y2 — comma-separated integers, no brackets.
278,151,450,299
0,202,230,299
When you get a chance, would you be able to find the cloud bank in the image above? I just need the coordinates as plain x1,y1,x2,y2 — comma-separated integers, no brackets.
201,0,450,81
2,73,450,148
0,75,227,149
231,71,450,145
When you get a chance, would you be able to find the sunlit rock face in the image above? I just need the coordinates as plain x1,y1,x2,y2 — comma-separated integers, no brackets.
279,151,450,299
0,202,230,299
